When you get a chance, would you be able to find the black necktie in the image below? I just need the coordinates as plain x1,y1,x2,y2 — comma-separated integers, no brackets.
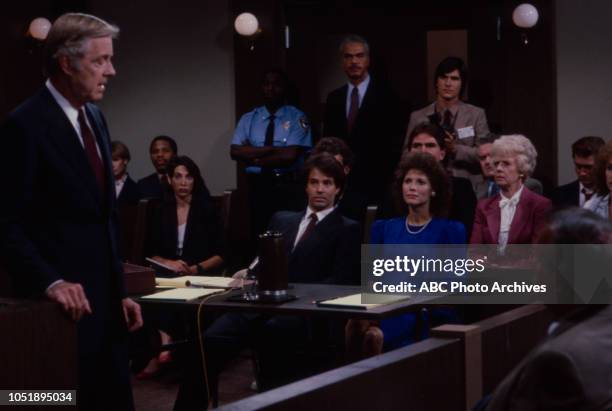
77,109,105,195
264,114,276,146
442,110,453,130
582,188,594,203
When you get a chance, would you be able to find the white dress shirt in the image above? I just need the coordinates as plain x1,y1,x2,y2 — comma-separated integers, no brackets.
44,79,102,292
345,75,370,117
579,182,594,208
498,185,524,249
293,206,334,248
177,223,187,256
115,174,128,198
46,79,102,157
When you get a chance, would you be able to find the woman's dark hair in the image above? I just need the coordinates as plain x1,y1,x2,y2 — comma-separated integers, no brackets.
166,155,209,199
592,140,612,195
434,56,468,97
311,136,355,168
111,140,131,161
393,151,451,217
302,153,346,193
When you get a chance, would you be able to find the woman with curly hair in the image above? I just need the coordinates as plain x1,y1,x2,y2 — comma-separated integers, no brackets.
345,152,466,359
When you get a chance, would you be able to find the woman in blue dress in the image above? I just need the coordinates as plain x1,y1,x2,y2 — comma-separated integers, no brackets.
346,151,466,360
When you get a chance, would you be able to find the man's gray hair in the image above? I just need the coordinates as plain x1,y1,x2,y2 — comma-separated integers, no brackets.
44,13,119,76
339,34,370,55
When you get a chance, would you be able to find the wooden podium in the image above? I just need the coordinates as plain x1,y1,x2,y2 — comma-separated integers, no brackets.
0,299,77,390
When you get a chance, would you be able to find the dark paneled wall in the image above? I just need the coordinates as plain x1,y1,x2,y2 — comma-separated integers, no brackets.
0,1,88,121
231,0,557,188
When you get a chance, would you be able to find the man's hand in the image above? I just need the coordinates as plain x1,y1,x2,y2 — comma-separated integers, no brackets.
46,281,92,321
444,131,457,154
122,298,143,332
229,268,254,288
164,259,191,273
232,268,248,279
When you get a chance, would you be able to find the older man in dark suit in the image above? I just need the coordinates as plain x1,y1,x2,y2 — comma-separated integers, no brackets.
323,35,404,204
0,13,142,411
173,153,360,410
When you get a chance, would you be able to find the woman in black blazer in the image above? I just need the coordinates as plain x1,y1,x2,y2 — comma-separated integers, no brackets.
148,155,224,274
139,156,224,378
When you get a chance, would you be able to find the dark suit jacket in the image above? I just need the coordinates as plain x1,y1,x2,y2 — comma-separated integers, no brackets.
450,176,477,236
262,209,361,285
116,176,140,207
147,195,224,268
337,180,369,223
487,305,612,411
137,172,164,200
323,78,405,202
0,87,126,351
552,180,580,209
470,187,552,244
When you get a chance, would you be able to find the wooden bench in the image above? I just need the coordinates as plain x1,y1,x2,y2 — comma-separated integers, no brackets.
0,298,77,390
118,190,234,267
432,304,553,409
217,337,466,411
118,198,158,265
216,305,553,411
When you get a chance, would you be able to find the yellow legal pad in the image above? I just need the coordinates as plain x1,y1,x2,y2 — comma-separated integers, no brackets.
141,287,224,301
156,276,235,289
316,293,409,310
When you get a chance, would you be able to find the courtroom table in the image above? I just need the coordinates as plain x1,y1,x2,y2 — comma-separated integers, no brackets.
137,283,439,320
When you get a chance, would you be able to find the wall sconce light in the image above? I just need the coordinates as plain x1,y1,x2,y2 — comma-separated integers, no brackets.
28,17,52,40
512,3,539,45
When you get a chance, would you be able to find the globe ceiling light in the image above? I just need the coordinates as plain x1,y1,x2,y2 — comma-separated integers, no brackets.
234,12,259,36
29,17,52,40
512,4,539,29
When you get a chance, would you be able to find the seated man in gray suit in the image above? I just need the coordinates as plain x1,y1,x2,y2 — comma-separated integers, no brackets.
173,153,361,410
474,134,543,199
405,57,489,180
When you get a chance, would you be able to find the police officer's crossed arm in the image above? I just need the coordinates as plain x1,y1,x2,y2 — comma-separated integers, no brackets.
230,144,305,168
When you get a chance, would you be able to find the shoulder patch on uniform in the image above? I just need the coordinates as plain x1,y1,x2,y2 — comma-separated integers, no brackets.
299,117,310,130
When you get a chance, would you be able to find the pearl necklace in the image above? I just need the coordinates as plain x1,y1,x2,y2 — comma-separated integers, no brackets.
405,217,432,235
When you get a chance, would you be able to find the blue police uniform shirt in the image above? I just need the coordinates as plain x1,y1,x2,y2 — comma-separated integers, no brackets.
231,105,312,174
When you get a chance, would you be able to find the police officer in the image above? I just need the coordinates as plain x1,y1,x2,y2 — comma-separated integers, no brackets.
231,69,312,240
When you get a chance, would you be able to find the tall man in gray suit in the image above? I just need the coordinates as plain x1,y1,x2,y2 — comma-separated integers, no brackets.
405,57,489,180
